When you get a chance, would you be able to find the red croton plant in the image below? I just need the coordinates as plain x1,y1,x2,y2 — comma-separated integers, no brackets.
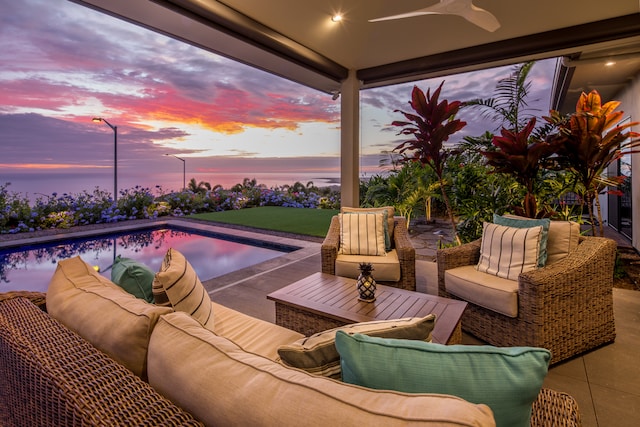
392,82,466,243
545,90,640,236
481,117,560,218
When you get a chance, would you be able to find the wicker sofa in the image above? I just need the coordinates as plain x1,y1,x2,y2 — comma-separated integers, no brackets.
437,235,617,364
0,255,582,426
322,213,416,291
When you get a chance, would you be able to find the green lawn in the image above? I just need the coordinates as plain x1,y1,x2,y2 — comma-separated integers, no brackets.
189,206,339,237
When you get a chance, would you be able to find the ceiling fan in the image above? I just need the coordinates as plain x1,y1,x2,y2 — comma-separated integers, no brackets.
369,0,501,32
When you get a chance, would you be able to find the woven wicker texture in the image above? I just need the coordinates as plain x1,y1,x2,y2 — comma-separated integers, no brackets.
437,236,617,364
321,216,416,291
0,295,203,427
531,388,582,427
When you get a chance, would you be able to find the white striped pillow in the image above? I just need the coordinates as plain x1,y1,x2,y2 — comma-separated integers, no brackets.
476,222,542,280
339,213,386,256
153,248,214,331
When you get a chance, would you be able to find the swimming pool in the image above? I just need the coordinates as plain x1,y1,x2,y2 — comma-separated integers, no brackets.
0,225,298,293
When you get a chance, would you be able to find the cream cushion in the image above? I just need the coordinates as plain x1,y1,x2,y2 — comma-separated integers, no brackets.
212,301,303,361
503,215,580,265
335,249,401,281
476,222,542,280
147,311,496,427
546,220,581,264
278,315,435,378
341,206,395,243
339,212,386,256
153,248,214,331
445,265,519,317
46,256,172,379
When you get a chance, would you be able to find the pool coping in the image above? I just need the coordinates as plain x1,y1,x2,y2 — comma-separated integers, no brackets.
0,218,322,295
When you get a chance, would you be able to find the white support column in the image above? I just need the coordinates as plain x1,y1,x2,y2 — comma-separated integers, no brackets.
340,70,361,208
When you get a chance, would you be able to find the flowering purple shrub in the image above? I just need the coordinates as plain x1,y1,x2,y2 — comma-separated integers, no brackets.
0,179,341,235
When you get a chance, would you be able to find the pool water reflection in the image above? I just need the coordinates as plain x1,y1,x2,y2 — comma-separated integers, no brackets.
0,227,293,293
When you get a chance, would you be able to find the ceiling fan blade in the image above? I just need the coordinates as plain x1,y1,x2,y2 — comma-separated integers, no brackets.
458,5,501,32
369,0,500,32
368,9,436,23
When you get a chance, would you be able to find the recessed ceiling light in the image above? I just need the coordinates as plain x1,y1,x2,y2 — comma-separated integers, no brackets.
331,14,343,22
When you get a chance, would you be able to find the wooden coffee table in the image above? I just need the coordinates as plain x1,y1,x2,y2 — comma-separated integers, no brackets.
267,272,467,344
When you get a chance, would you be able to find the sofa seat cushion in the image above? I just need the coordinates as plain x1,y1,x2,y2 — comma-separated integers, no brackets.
46,256,173,379
147,311,496,427
212,302,303,361
335,249,401,282
445,265,519,317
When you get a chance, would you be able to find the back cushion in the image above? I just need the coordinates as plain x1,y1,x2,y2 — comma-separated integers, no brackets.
339,213,386,256
277,315,435,378
341,206,395,248
153,248,215,331
502,214,580,265
110,256,155,303
476,222,542,280
147,312,495,427
546,220,581,264
337,332,550,427
46,256,172,379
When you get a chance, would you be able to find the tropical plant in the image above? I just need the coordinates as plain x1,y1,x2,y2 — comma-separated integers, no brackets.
481,117,561,218
466,61,542,134
392,82,466,243
187,178,211,194
448,149,523,242
545,90,640,235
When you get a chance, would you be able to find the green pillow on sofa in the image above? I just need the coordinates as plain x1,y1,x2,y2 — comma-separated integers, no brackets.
336,331,551,427
110,256,155,303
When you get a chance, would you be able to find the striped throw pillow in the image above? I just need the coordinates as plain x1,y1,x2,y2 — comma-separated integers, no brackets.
339,212,386,256
476,222,542,280
153,248,214,330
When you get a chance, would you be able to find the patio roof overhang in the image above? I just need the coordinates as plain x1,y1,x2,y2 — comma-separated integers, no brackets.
70,0,640,204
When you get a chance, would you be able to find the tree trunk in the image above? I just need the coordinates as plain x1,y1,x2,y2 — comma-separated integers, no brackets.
438,176,461,245
586,192,597,236
594,191,604,237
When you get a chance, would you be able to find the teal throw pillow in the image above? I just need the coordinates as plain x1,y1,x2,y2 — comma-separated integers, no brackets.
493,214,551,266
336,331,551,427
110,256,155,303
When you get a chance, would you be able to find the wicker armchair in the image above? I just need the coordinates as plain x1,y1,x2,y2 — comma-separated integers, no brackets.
321,215,416,291
437,236,617,364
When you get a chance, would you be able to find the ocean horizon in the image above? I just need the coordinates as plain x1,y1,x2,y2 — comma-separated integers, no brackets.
0,170,343,202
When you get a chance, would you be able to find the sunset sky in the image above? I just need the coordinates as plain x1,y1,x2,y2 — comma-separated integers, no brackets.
0,0,558,197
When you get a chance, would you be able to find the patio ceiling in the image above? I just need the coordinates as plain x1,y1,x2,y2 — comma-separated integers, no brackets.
73,0,640,110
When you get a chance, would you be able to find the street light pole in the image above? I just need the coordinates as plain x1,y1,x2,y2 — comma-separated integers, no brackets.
165,154,186,191
92,117,118,202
